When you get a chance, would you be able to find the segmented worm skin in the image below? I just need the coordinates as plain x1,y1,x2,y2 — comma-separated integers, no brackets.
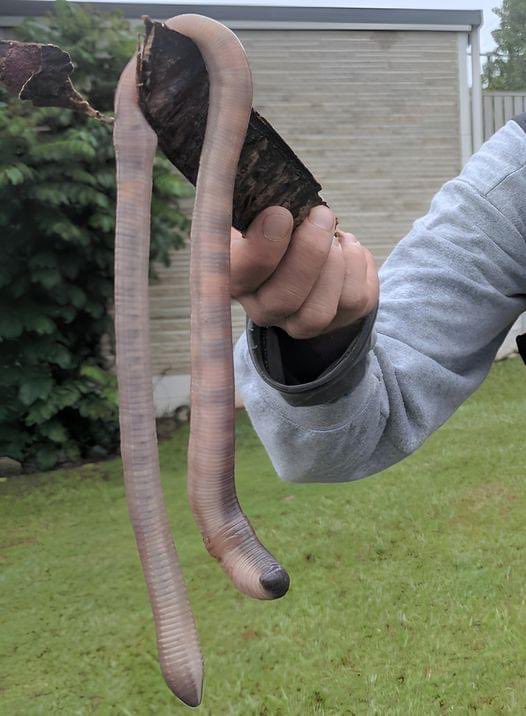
114,59,203,708
163,15,290,602
114,14,289,706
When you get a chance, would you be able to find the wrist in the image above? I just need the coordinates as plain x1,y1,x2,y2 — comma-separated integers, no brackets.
246,304,378,406
275,321,367,384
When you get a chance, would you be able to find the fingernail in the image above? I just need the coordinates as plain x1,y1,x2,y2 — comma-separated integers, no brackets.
309,205,335,231
337,230,359,244
263,212,290,241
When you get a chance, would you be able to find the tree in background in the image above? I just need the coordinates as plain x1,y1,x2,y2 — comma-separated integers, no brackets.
0,0,190,469
483,0,526,89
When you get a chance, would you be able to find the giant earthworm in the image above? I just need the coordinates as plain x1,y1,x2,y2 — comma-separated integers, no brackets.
113,14,289,706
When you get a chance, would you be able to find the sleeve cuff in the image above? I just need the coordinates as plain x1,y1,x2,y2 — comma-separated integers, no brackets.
246,305,378,407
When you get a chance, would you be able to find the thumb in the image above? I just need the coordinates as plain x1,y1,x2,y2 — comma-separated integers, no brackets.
230,206,293,298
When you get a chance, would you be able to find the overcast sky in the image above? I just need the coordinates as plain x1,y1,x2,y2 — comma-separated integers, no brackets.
80,0,504,53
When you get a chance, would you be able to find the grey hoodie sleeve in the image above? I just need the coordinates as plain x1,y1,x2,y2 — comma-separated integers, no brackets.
234,118,526,484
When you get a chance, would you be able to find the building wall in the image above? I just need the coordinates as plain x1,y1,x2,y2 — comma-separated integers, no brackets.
150,29,463,413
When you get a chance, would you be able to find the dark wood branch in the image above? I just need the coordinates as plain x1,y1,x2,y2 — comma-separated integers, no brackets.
138,18,325,232
0,40,110,122
0,25,325,231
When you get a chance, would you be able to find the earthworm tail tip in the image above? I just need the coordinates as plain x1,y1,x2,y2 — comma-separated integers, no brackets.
163,671,202,708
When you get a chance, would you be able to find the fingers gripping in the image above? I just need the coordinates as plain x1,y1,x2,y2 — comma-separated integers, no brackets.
279,238,345,339
238,205,336,327
329,232,379,330
231,206,379,340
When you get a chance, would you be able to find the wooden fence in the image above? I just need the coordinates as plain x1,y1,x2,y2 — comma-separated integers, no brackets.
483,91,526,141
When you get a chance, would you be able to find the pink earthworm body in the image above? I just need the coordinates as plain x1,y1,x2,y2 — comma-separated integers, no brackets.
113,14,289,706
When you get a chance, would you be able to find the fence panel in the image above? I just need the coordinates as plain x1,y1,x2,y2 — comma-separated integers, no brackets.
482,91,526,141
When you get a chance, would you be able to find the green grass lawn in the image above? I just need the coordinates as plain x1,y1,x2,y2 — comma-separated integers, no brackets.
2,359,526,715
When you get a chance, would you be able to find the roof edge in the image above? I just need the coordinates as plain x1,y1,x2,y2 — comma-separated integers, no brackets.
0,2,483,29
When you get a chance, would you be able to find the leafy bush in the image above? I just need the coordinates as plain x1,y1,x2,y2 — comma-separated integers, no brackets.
0,0,190,469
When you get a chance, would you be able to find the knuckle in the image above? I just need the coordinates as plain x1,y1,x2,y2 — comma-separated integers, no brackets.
353,294,371,319
287,307,336,340
304,304,337,329
248,306,273,327
248,301,289,327
341,291,368,319
364,292,379,315
357,292,378,319
259,287,304,319
239,296,270,327
285,322,319,340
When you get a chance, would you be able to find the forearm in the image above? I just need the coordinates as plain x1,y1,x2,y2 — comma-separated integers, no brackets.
235,333,386,482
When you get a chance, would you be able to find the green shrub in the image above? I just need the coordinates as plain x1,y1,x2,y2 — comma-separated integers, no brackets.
0,0,190,469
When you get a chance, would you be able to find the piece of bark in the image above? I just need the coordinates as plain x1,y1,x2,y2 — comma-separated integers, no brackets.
0,40,109,122
138,18,325,232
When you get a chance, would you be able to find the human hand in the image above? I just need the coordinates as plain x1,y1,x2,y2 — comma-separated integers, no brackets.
230,205,379,340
